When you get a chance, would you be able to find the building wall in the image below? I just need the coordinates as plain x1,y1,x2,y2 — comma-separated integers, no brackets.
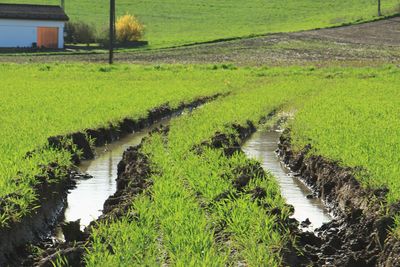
0,19,65,48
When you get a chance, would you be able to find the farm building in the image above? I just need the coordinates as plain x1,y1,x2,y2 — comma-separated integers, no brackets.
0,3,69,49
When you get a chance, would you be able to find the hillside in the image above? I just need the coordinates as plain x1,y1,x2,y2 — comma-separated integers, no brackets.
1,0,399,48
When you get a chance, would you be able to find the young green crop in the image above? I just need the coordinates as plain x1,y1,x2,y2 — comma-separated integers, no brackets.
0,63,244,227
2,63,400,264
290,65,400,202
85,68,324,266
1,0,398,48
85,65,400,265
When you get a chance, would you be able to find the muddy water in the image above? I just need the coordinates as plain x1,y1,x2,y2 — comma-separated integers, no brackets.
243,130,331,230
63,116,173,229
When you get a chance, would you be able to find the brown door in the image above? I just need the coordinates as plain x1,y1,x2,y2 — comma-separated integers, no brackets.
37,27,59,48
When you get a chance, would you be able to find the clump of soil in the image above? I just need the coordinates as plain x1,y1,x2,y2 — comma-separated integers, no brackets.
103,144,153,219
192,120,256,157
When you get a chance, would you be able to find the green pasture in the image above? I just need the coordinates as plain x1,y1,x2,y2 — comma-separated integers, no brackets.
1,0,399,48
1,64,400,264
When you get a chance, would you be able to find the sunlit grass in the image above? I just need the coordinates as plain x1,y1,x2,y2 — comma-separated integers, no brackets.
290,65,400,202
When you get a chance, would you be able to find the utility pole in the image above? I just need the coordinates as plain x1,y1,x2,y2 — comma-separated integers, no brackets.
60,0,65,10
378,0,381,16
109,0,115,64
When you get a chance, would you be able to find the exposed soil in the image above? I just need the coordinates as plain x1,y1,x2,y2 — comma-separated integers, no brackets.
0,95,222,266
277,129,400,266
1,17,399,66
299,16,400,47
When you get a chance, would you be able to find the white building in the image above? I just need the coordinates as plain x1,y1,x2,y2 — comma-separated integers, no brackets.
0,3,69,49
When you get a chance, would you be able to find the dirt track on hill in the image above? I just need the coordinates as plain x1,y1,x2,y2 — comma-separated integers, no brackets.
1,17,399,66
299,16,400,46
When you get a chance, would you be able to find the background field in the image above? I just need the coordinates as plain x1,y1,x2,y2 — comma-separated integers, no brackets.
1,0,399,48
1,64,400,228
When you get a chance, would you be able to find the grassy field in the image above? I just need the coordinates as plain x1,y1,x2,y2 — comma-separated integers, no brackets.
83,65,400,265
290,66,400,202
1,63,400,264
0,63,240,226
1,0,399,48
85,70,317,266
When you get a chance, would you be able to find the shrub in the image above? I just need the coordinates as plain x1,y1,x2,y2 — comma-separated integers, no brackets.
65,21,96,45
115,14,145,43
96,26,110,47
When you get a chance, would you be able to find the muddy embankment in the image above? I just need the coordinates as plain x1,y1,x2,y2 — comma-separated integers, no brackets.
278,129,400,266
34,143,153,266
0,94,222,266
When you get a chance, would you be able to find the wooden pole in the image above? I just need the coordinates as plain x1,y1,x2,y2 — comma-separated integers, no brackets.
109,0,115,64
378,0,381,16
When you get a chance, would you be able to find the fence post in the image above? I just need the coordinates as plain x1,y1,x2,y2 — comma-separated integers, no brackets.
378,0,381,16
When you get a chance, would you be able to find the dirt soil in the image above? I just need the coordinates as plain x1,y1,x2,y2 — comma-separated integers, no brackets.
0,17,399,66
299,16,400,46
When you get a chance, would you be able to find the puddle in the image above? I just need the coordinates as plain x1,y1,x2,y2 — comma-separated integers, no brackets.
62,116,173,230
243,130,332,230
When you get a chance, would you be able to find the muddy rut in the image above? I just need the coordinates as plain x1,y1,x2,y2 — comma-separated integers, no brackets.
277,129,400,266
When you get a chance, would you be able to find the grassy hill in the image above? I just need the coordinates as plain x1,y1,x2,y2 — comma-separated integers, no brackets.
1,0,399,48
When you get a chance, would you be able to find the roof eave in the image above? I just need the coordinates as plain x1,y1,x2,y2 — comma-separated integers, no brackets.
0,16,69,22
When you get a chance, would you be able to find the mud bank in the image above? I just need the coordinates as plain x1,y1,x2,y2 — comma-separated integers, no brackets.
34,144,153,267
278,129,400,266
0,164,76,265
32,127,164,266
0,94,222,266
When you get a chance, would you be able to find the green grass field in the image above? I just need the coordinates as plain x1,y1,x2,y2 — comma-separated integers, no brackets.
1,63,400,264
0,63,237,226
1,0,399,48
290,66,400,202
84,65,400,265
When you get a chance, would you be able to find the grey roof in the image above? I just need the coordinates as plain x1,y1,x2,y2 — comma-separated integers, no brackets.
0,3,69,21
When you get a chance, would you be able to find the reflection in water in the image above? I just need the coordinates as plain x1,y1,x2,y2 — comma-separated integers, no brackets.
243,130,332,230
63,117,172,228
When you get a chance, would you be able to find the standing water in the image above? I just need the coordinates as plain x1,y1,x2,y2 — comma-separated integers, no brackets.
63,116,173,228
243,130,331,230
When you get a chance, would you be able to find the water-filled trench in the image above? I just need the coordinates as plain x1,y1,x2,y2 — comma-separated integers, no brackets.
58,118,331,239
243,130,332,230
59,116,173,234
